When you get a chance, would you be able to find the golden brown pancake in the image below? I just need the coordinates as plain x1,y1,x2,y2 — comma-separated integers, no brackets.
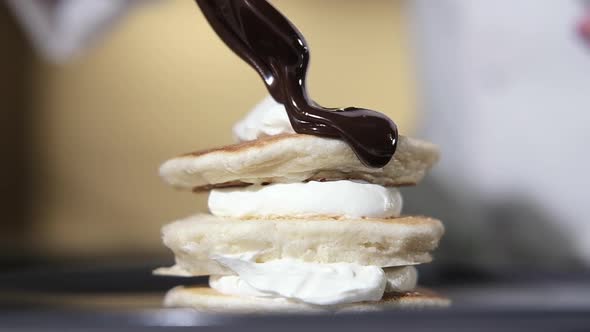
155,213,444,276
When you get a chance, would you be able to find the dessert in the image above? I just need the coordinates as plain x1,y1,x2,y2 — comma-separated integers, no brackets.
156,0,449,312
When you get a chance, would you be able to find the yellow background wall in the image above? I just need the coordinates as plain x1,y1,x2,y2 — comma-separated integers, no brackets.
29,0,417,257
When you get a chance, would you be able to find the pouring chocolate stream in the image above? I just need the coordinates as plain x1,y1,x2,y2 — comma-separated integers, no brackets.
195,0,398,168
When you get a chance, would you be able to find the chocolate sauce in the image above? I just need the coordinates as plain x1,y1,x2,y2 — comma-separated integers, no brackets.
195,0,398,168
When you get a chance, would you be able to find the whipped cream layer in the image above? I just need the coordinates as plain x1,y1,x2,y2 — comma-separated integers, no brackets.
210,252,390,305
384,266,417,293
233,96,294,142
208,180,402,219
210,265,417,302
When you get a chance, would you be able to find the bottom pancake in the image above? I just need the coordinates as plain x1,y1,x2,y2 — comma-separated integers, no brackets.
164,285,450,313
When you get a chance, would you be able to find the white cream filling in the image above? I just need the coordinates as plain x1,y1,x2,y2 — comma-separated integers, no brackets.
384,266,418,293
233,95,294,142
208,180,402,219
209,265,417,304
209,252,387,306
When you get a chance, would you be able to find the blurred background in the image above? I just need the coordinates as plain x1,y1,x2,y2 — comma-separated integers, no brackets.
0,0,417,267
0,0,589,295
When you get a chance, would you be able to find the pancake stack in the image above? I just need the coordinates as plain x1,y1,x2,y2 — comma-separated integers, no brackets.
156,121,448,313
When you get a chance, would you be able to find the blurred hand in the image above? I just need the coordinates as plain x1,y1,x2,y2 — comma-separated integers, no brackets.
578,10,590,47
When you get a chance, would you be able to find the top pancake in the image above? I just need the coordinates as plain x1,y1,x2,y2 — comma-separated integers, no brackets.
160,134,439,191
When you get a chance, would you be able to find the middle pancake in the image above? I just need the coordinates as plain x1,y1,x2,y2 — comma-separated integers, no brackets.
157,214,444,276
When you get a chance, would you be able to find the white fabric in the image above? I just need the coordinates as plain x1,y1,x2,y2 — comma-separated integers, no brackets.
6,0,149,62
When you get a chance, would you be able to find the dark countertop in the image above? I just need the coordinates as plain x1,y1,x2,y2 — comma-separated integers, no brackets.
1,263,589,331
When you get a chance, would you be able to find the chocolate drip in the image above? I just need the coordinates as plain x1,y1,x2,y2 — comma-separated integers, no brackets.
195,0,398,168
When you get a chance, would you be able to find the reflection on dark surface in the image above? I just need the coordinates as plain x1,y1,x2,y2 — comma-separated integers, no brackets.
0,2,35,270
